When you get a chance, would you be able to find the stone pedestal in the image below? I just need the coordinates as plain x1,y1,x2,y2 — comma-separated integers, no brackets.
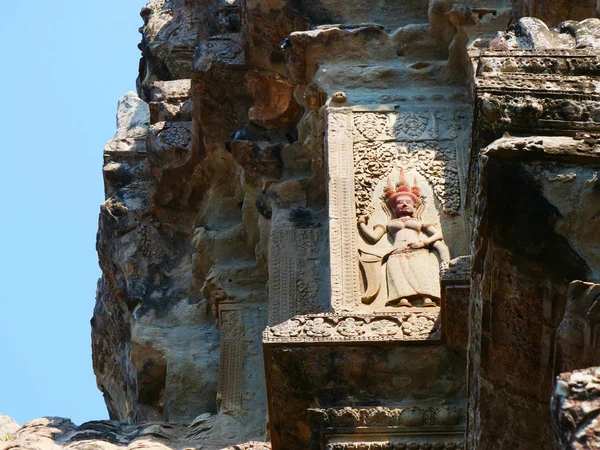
263,313,465,449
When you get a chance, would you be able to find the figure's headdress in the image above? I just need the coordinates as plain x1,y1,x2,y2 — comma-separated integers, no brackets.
382,168,422,209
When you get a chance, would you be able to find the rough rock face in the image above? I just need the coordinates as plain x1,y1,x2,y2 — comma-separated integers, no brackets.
0,416,269,450
552,367,600,449
85,1,600,450
0,414,19,439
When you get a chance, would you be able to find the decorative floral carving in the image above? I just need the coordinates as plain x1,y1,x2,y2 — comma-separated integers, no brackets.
220,310,245,340
264,313,440,343
370,319,401,337
224,443,271,450
353,113,389,141
312,407,464,450
270,319,304,337
324,441,462,450
402,314,436,337
310,406,465,428
157,126,192,149
440,256,472,282
431,406,461,426
352,138,461,217
392,113,431,139
305,317,334,337
337,317,366,337
400,407,425,426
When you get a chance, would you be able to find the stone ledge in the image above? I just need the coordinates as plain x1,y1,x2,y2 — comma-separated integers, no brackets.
440,256,471,283
322,440,464,450
308,406,465,429
482,135,600,163
308,407,466,450
263,312,441,345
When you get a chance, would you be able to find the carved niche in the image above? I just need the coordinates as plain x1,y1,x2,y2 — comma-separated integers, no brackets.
327,104,469,315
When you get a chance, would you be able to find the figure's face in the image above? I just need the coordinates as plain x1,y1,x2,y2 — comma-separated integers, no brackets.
393,195,415,217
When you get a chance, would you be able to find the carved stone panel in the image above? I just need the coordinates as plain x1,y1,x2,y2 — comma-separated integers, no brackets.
326,103,471,314
268,226,321,325
218,308,245,413
351,106,470,219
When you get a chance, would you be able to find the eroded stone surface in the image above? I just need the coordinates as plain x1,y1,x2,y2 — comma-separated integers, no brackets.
552,367,600,449
468,24,600,448
0,416,270,450
0,414,19,438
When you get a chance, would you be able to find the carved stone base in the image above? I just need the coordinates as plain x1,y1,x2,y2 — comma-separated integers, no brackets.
264,312,441,344
263,313,466,450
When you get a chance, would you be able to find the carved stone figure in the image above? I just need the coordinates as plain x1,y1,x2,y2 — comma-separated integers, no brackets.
357,170,449,308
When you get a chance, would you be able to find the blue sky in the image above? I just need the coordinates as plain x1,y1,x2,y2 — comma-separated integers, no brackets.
0,0,147,425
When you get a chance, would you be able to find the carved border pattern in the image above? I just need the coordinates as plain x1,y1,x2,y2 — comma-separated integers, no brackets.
327,108,360,311
263,312,440,343
324,440,464,450
268,228,319,325
269,229,295,326
218,309,245,413
352,112,439,143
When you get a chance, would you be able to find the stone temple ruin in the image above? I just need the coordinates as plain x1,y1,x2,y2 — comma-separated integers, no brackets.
4,1,600,449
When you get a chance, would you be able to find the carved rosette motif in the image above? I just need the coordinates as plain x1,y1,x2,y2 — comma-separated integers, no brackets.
264,313,439,343
156,125,192,149
353,113,389,141
393,113,433,139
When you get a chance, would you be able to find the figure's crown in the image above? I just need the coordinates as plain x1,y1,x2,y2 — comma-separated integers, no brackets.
382,168,421,204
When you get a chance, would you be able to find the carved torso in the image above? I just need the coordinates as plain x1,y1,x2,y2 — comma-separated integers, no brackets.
386,218,423,248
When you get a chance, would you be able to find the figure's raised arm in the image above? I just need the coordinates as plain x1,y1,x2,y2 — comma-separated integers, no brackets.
357,215,386,245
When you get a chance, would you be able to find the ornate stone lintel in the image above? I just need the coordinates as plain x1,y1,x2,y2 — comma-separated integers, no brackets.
309,406,465,428
309,406,465,450
263,312,440,344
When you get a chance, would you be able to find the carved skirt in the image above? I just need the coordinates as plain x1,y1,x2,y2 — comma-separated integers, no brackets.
386,248,441,301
